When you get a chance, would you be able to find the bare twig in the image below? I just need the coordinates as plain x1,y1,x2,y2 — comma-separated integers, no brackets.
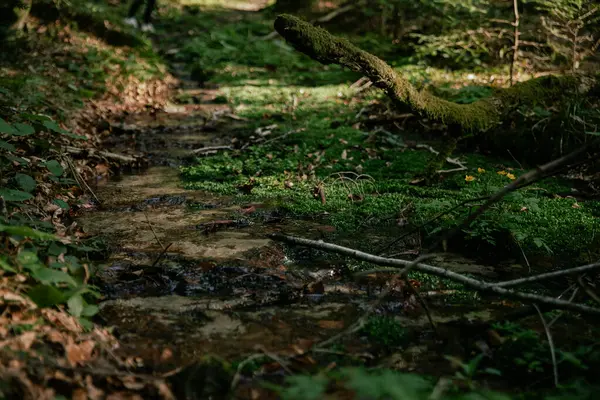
314,254,437,349
507,149,523,170
405,278,438,336
514,239,531,273
577,275,600,305
260,128,305,146
431,142,596,253
376,194,491,255
191,145,233,155
150,242,173,268
414,144,467,173
230,353,265,391
143,210,165,250
63,146,138,163
495,261,600,288
548,285,579,328
510,0,520,86
534,305,559,387
268,233,600,315
63,155,101,205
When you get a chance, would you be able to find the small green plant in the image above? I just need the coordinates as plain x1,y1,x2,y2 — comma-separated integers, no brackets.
1,113,100,326
273,367,434,400
445,353,502,391
360,316,409,348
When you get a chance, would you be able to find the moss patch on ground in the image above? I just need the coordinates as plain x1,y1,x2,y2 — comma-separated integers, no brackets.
175,4,599,265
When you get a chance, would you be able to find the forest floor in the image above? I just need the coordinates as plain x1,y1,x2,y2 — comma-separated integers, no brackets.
1,0,600,399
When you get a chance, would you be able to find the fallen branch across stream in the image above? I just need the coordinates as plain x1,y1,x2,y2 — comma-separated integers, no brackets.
268,233,600,316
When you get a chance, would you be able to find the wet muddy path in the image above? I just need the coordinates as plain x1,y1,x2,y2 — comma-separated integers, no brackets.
76,71,506,386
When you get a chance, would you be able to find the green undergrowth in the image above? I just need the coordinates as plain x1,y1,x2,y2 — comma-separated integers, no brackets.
1,0,165,325
1,0,165,120
181,109,599,262
169,2,598,264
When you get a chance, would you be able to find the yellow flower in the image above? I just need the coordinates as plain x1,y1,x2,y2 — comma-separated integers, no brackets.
506,173,516,180
477,167,486,173
465,175,476,182
497,170,507,176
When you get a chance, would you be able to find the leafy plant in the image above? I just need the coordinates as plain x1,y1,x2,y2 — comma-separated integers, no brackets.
360,316,409,348
445,353,502,391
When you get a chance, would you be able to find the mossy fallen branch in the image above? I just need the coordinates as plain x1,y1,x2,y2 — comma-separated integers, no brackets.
274,14,591,133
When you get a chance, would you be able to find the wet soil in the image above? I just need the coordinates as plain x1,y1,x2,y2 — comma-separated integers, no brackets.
77,72,507,390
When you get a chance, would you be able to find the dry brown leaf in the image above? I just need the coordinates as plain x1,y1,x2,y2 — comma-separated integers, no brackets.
121,377,146,390
66,340,96,366
160,348,173,362
106,393,144,400
46,329,66,344
72,388,88,400
317,320,345,330
155,381,176,400
43,309,82,333
15,331,37,351
1,290,30,305
53,370,72,383
85,375,105,400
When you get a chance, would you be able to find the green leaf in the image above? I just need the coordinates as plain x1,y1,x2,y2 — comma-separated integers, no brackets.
0,140,16,151
0,257,17,273
0,224,57,240
18,251,45,273
27,284,66,307
0,188,33,201
0,118,16,134
12,123,35,136
82,304,99,317
42,119,67,134
33,267,77,286
4,153,29,165
484,367,503,376
45,160,64,177
67,294,84,317
48,242,67,256
78,317,94,331
42,119,86,140
53,199,70,209
15,173,36,192
63,131,87,140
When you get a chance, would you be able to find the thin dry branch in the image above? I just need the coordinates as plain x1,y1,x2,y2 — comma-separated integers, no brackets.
63,146,138,163
534,305,559,387
314,254,437,349
191,145,233,155
414,144,467,173
577,275,600,305
430,142,596,252
268,233,600,316
495,261,600,288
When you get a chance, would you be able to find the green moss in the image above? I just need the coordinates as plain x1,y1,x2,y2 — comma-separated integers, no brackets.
175,7,599,265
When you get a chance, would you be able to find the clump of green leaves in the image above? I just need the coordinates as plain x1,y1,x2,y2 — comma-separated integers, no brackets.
273,367,434,400
360,316,409,348
1,112,101,326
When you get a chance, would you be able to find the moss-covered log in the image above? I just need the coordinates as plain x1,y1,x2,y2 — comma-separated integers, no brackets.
274,14,594,133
